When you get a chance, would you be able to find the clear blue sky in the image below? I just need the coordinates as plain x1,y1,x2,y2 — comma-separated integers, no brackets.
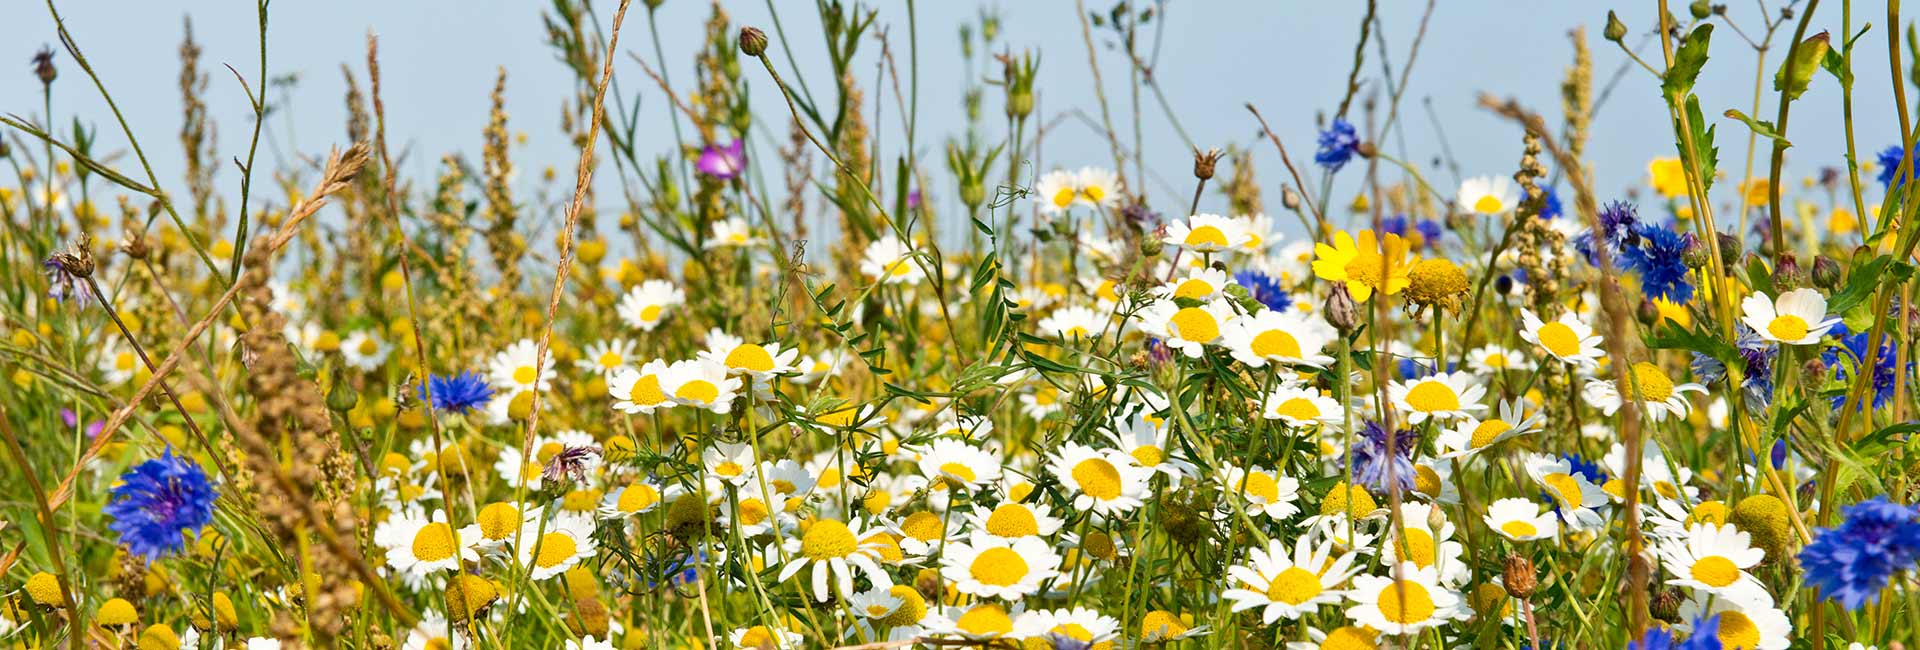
2,1,1903,240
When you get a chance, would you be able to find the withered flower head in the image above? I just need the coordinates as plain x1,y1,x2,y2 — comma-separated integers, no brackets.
44,236,97,305
1192,147,1223,181
542,444,604,486
738,27,769,57
32,45,57,85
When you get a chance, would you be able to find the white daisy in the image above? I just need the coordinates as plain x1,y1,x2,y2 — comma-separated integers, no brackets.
939,533,1061,601
1434,399,1544,460
576,338,636,377
1518,309,1604,367
1075,166,1122,208
699,329,800,380
1659,522,1772,606
1582,361,1706,422
962,501,1064,541
616,279,685,332
859,235,926,285
1675,592,1792,650
487,338,556,393
660,358,743,414
1261,384,1344,428
1222,537,1359,622
608,359,676,414
1045,443,1152,517
1387,371,1487,424
1225,309,1337,368
340,330,391,371
1037,305,1107,340
376,510,478,577
1135,298,1237,358
1484,498,1559,541
1525,454,1610,532
1740,288,1840,345
778,518,893,602
517,513,598,580
913,437,1003,490
1343,563,1467,635
705,216,759,249
1164,213,1252,253
1456,175,1520,216
1034,169,1080,215
1217,464,1303,520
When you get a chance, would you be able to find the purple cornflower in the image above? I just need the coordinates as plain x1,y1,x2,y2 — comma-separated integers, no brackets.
1690,325,1775,411
1620,223,1696,304
1798,496,1920,609
1576,200,1641,263
1315,118,1360,171
695,139,746,180
1628,616,1722,650
1822,323,1902,412
1350,420,1416,492
103,448,219,562
421,371,495,414
1877,144,1916,189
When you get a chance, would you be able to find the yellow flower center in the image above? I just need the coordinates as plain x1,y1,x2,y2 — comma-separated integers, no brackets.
714,460,744,477
1631,362,1675,402
411,522,457,563
725,344,776,373
533,532,577,568
1184,225,1229,247
1237,470,1282,503
1502,520,1539,538
597,351,623,369
359,339,381,355
477,503,521,540
985,504,1040,538
1414,465,1442,497
1264,567,1323,605
1173,278,1215,299
1272,397,1322,421
1250,330,1304,359
1690,555,1741,587
801,520,858,560
1343,251,1386,289
1396,527,1437,568
675,379,720,403
1377,580,1437,625
955,604,1012,636
1688,501,1731,527
880,586,927,627
1717,610,1762,650
1129,444,1165,467
1322,627,1379,650
1543,473,1585,507
116,352,137,371
1535,322,1582,357
1404,381,1461,413
628,374,667,405
737,626,779,648
899,511,943,541
940,462,978,483
1140,610,1188,639
512,365,538,385
736,498,770,526
1082,185,1106,203
639,304,663,322
1484,353,1509,368
1072,457,1124,500
1766,314,1809,342
1168,307,1220,343
1472,194,1505,214
617,485,660,513
968,547,1030,586
1470,420,1513,449
1052,187,1077,208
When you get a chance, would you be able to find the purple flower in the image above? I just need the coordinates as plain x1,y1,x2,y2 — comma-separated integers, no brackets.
1350,420,1415,492
103,448,219,562
1315,118,1360,171
1799,496,1920,609
695,139,746,181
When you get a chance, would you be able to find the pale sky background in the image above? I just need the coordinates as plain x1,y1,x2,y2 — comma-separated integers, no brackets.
1,1,1902,244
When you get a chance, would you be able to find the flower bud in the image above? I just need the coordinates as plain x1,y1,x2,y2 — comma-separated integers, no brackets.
1325,284,1360,334
1636,299,1661,326
1801,357,1828,388
1139,237,1163,259
1717,232,1742,264
1502,554,1538,598
1281,187,1302,211
32,46,57,86
1650,587,1684,622
1689,0,1712,19
737,27,769,57
326,373,359,413
1604,11,1629,42
1811,255,1842,290
1772,253,1804,289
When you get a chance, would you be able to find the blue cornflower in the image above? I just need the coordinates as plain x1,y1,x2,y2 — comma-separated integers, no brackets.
1877,144,1917,188
1798,496,1920,609
1380,214,1409,237
1575,201,1642,263
1620,223,1696,304
1628,616,1722,650
1315,119,1360,171
1537,186,1564,220
422,371,495,414
1689,324,1774,410
1414,218,1445,246
1823,323,1901,412
1233,270,1290,313
1350,420,1416,492
103,448,218,562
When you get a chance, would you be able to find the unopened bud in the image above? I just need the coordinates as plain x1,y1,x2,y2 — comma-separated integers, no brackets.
1354,141,1377,159
1811,255,1842,290
326,373,359,413
737,27,768,57
32,46,57,86
1717,232,1742,264
1636,299,1661,326
1802,357,1828,388
1773,253,1804,289
1139,237,1164,258
1604,11,1629,42
1281,187,1302,211
1681,237,1709,268
1650,587,1684,622
1689,0,1712,19
1325,284,1360,333
1502,554,1538,598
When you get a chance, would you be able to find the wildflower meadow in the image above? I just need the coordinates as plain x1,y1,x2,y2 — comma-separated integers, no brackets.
6,1,1920,649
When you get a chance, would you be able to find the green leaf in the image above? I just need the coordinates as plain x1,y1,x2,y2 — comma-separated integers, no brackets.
1773,32,1830,101
1645,321,1741,368
1827,255,1902,313
1685,95,1719,194
1664,24,1714,97
1723,109,1791,148
1744,255,1775,297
